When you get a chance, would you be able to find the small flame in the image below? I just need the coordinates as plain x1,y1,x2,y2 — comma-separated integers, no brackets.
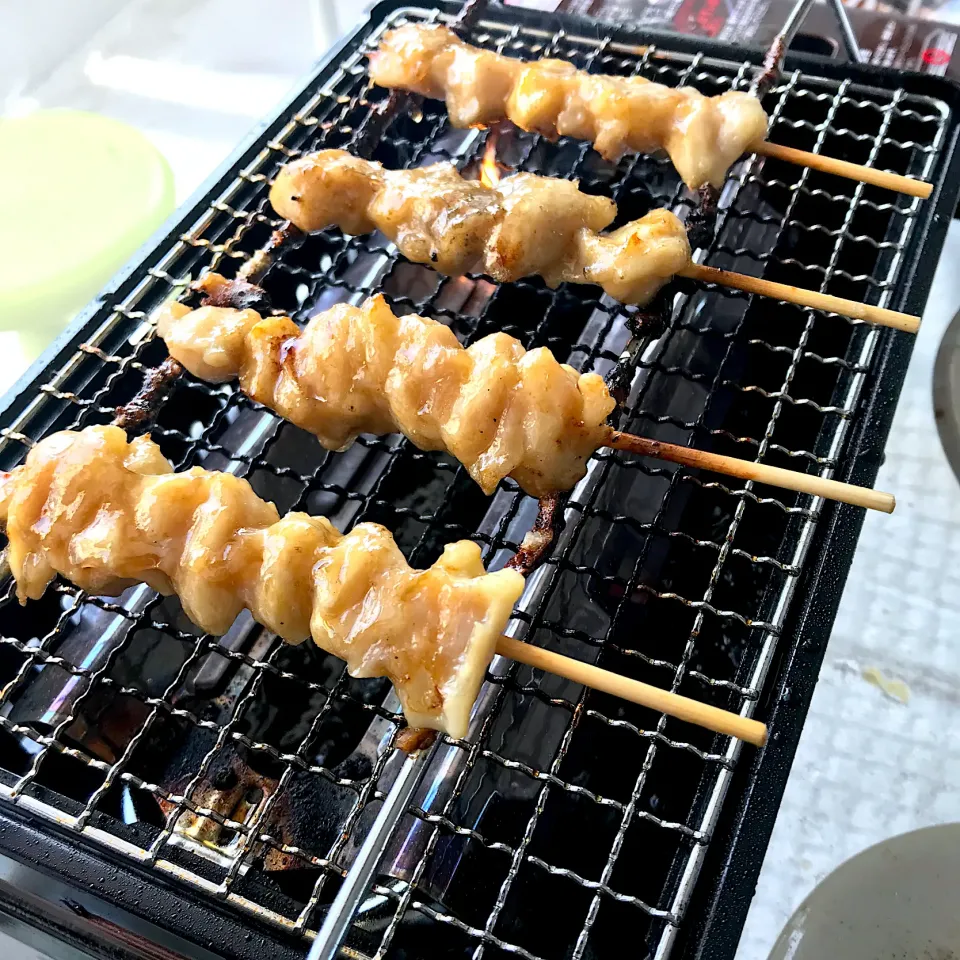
480,136,502,189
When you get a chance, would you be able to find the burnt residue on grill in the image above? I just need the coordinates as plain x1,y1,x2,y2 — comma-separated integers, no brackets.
238,222,305,286
686,184,722,250
154,741,337,875
0,5,947,960
756,34,788,97
113,357,184,435
344,88,416,166
197,274,274,313
453,0,489,33
506,493,566,576
395,727,438,754
603,290,674,407
156,743,275,847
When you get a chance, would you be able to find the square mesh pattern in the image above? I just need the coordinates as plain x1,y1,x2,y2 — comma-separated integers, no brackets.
0,5,949,960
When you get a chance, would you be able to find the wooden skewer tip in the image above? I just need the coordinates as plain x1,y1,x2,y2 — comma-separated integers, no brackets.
679,263,920,334
497,635,767,746
606,430,895,514
754,141,933,200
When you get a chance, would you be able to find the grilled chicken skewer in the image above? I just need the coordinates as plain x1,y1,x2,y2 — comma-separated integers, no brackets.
0,425,766,745
369,22,932,199
269,149,920,331
155,276,895,513
271,148,690,306
0,425,522,737
159,275,614,498
372,22,767,190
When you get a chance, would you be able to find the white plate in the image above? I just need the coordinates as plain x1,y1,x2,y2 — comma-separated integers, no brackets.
768,823,960,960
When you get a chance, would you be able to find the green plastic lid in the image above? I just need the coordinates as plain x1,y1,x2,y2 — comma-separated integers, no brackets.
0,110,175,358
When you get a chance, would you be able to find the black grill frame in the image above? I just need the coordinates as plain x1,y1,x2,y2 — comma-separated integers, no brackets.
0,4,958,960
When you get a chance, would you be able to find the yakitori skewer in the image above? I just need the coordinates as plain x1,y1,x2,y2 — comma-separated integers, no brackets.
154,274,896,514
0,423,766,746
369,22,933,200
268,149,920,331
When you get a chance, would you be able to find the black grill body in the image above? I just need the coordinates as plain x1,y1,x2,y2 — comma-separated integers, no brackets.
0,4,958,960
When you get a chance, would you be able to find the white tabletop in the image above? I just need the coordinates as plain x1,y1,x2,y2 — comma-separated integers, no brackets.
0,0,365,391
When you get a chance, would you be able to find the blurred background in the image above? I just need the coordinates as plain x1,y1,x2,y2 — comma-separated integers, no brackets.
0,0,368,393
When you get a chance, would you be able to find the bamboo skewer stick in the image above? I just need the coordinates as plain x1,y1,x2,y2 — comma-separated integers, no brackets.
607,429,895,513
497,635,767,746
753,141,933,200
679,263,921,334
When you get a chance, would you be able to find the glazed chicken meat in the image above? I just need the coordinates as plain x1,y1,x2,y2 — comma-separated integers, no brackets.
269,149,691,305
0,426,524,738
156,275,616,498
369,23,769,189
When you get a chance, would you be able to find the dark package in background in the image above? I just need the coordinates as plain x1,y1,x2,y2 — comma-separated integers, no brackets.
506,0,960,78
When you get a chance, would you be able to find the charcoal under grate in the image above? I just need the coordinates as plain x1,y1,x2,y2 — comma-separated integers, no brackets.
0,3,955,960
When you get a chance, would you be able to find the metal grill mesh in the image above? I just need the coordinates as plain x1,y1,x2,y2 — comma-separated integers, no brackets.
0,5,949,960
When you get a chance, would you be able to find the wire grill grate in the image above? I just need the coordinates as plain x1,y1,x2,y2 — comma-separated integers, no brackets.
0,4,951,959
